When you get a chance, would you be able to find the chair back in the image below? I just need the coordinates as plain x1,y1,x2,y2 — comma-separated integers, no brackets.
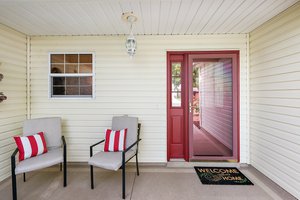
112,116,138,150
23,117,62,149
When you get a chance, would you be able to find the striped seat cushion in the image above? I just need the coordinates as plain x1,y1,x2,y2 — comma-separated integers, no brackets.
104,129,127,152
14,132,48,161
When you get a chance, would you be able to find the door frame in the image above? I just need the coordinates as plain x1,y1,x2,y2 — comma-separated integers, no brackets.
167,51,240,162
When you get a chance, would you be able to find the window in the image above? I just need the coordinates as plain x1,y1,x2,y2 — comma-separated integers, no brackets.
49,53,94,98
171,62,182,107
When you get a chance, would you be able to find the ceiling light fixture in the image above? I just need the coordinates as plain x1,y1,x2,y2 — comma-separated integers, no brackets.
122,12,138,59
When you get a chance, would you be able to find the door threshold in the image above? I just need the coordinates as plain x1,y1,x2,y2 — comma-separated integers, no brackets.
169,158,186,162
167,161,240,168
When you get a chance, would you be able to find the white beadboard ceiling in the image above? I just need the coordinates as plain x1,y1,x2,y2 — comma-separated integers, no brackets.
0,0,298,36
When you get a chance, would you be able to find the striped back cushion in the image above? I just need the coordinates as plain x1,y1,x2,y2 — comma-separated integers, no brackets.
104,129,127,152
14,132,48,161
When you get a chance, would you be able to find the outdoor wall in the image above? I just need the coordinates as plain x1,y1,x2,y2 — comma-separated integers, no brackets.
249,2,300,199
0,24,27,181
29,34,249,163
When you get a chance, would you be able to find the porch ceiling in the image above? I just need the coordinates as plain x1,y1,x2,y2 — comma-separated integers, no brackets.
0,0,298,36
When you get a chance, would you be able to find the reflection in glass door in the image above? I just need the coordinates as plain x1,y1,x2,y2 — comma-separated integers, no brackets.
189,54,238,160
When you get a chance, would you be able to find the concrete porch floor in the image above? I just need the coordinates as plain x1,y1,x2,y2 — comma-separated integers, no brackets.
0,164,296,200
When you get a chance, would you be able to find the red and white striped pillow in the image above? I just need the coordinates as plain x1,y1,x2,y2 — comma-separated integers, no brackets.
104,129,127,152
14,132,48,161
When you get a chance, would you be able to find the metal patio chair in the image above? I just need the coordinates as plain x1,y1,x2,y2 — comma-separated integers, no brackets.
88,115,141,199
11,117,67,200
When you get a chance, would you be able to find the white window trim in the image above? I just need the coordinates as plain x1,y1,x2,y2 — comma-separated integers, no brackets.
48,52,96,99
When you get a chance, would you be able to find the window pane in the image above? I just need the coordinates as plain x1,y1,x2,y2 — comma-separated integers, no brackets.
66,77,79,85
172,77,181,91
66,86,80,95
53,77,65,86
65,64,78,73
172,92,181,107
171,62,181,107
79,64,92,73
65,54,78,63
51,64,64,73
51,54,64,63
53,87,65,95
80,76,92,85
172,63,181,76
80,54,92,63
80,86,92,95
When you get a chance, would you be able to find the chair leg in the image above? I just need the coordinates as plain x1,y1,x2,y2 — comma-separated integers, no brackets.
23,173,26,182
122,163,125,199
11,165,17,200
12,173,17,200
63,156,67,187
136,154,139,176
90,165,94,189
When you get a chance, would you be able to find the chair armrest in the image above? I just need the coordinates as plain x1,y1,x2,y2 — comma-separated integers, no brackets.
90,139,105,157
61,136,67,152
123,139,142,154
62,136,66,147
11,148,19,159
11,148,19,171
90,139,105,148
122,139,142,165
62,136,67,159
62,136,67,153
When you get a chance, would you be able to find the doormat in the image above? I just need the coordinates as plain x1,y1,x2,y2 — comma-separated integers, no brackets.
194,167,253,185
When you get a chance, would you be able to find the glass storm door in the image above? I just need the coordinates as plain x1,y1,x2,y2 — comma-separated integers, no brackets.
188,53,239,161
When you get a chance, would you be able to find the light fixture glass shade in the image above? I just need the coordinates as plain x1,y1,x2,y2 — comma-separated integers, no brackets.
122,12,138,58
125,33,137,58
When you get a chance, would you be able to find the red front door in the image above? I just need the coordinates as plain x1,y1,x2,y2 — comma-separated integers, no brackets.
167,51,240,162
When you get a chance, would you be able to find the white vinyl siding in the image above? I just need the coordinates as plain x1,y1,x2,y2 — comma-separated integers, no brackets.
0,24,27,181
29,34,249,163
249,2,300,199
